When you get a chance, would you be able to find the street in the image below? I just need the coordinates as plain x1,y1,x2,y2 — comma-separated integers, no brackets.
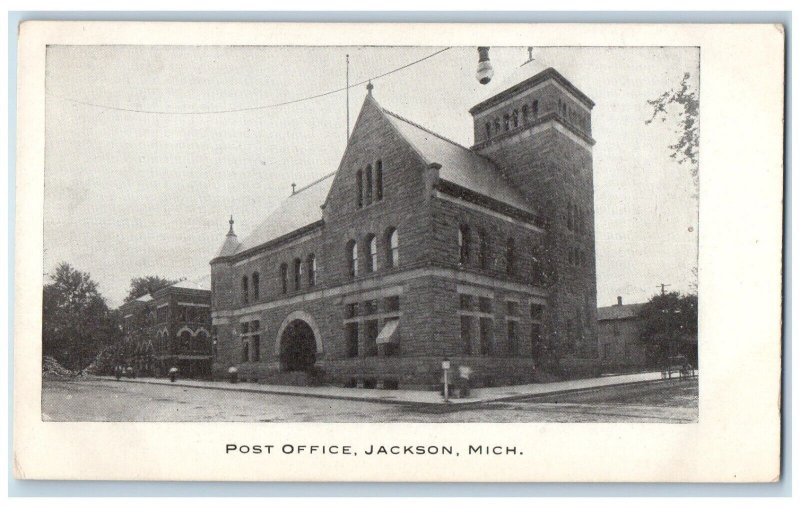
42,378,698,423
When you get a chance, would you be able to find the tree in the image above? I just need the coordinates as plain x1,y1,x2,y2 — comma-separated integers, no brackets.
42,262,121,372
639,291,698,366
646,72,699,191
124,275,178,303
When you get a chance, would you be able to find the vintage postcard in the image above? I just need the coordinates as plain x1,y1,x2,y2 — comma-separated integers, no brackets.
13,21,784,482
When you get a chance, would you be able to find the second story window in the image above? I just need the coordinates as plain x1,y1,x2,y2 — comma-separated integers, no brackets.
356,169,363,208
252,272,260,301
458,224,471,266
477,229,489,269
522,104,529,123
241,276,249,304
293,258,302,290
280,263,288,295
532,99,539,116
375,160,384,201
365,164,373,205
506,237,516,276
387,228,399,268
307,254,316,287
485,122,491,139
366,234,378,273
347,240,358,278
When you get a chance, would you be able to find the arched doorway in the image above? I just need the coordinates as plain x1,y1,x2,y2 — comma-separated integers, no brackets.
279,320,317,371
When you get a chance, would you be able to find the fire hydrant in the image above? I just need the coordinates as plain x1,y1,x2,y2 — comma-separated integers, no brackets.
168,367,178,383
228,366,239,384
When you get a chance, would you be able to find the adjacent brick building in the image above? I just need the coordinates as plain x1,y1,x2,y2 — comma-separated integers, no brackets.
119,280,213,378
210,65,598,388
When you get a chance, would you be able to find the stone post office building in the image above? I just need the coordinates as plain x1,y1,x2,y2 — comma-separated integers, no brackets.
210,65,598,388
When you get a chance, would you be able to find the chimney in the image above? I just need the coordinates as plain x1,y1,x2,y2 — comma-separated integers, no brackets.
617,296,623,306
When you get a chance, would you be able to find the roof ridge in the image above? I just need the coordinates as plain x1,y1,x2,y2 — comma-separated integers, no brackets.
292,171,337,196
382,108,472,153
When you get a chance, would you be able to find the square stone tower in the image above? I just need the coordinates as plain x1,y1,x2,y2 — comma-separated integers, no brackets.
469,66,598,361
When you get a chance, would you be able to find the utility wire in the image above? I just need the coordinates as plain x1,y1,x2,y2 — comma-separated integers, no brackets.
46,47,452,115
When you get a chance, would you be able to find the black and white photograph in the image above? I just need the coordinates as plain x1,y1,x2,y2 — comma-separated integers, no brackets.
40,44,700,423
13,20,783,483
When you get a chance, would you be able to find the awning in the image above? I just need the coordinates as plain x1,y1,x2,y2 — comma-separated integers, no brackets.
376,319,400,345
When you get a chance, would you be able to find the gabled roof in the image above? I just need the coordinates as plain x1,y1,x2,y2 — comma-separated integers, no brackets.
234,172,335,255
597,303,645,321
382,108,536,215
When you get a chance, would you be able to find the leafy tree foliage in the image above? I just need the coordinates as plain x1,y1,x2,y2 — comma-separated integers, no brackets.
646,72,699,190
639,291,698,365
42,262,121,372
124,275,178,303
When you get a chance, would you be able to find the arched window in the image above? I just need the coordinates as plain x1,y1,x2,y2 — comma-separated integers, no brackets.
280,263,288,294
512,109,519,128
477,229,489,269
365,164,373,205
366,234,378,273
485,122,492,139
347,240,358,278
252,272,260,301
387,228,399,268
293,258,302,290
522,104,529,123
307,254,316,287
375,160,384,201
241,276,249,304
506,237,516,276
356,169,363,208
531,244,544,284
532,99,539,117
503,114,510,131
458,225,471,266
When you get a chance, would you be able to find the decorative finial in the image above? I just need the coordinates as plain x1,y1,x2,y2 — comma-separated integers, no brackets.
366,80,373,95
227,215,235,236
291,183,297,195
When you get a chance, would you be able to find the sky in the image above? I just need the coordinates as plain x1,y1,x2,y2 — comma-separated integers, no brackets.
44,45,699,308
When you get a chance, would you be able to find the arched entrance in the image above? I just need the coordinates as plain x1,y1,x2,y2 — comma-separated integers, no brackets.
279,320,317,371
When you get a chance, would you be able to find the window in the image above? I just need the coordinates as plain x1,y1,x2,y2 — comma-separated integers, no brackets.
522,104,529,123
293,258,302,290
280,263,288,294
356,169,363,208
512,109,519,128
346,323,359,357
375,160,384,201
479,317,494,355
241,276,249,304
384,295,400,313
250,320,260,362
252,272,260,301
479,296,493,313
459,294,473,311
503,114,510,131
493,118,501,133
345,302,359,319
387,228,399,268
307,254,317,287
530,323,542,359
461,316,473,355
365,320,379,356
530,304,544,322
506,237,516,276
458,225,471,265
532,100,539,116
531,244,544,284
507,301,519,317
477,229,489,269
347,240,358,277
364,300,378,315
507,321,519,356
485,122,491,139
366,234,377,273
242,341,249,363
365,164,373,205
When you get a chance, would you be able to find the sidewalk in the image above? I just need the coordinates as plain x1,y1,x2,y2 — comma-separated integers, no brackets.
103,370,680,407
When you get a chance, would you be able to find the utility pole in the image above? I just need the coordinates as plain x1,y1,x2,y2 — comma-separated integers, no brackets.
657,283,671,296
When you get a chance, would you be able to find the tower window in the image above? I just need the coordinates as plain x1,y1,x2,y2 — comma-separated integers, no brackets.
280,263,288,294
375,160,384,201
307,254,317,287
252,272,260,301
365,164,373,205
458,225,471,265
241,276,249,304
347,240,358,278
356,169,363,208
293,258,302,290
387,228,399,268
366,234,378,273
